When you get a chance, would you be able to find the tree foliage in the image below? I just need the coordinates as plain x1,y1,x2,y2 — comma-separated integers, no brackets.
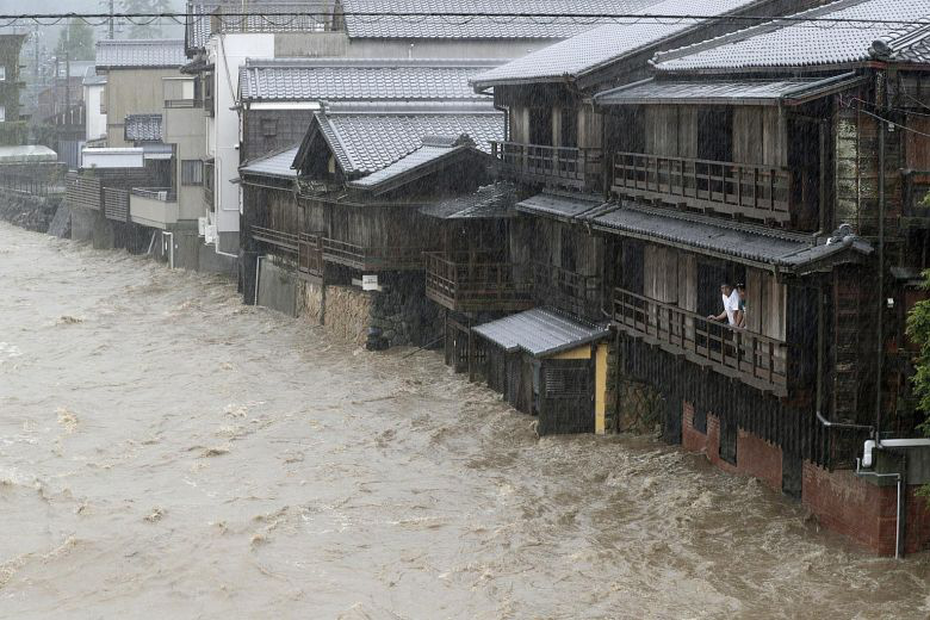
120,0,174,38
54,19,95,61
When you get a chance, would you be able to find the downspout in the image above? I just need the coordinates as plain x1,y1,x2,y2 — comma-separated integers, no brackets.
875,71,886,443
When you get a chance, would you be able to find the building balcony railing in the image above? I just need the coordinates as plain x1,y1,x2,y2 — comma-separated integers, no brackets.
251,225,298,253
533,262,603,320
103,187,130,223
424,251,535,313
164,99,203,109
322,237,429,272
491,141,603,191
611,152,792,224
613,287,788,396
131,187,177,202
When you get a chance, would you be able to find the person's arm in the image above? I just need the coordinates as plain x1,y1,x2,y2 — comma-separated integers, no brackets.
708,310,727,321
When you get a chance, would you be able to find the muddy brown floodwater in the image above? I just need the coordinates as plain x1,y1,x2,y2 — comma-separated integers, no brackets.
1,221,929,619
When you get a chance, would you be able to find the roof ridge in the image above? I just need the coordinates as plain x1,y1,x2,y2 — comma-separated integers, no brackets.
243,57,506,68
652,0,868,70
241,142,302,167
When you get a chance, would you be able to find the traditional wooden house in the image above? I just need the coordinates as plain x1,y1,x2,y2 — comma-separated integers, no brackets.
463,0,820,436
584,0,930,556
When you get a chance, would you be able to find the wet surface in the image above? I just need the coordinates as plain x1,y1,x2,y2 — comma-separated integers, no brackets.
1,222,929,619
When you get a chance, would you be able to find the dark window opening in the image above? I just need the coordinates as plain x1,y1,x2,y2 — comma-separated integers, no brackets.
696,259,744,317
697,107,733,162
607,108,644,154
181,159,203,186
720,417,737,465
560,107,578,148
529,107,553,146
560,227,577,273
693,404,707,434
620,239,644,296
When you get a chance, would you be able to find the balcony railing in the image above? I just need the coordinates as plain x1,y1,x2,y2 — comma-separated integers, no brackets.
612,152,792,223
251,225,298,253
533,262,603,320
103,187,130,222
613,287,788,395
491,141,602,190
164,99,203,109
322,238,429,271
66,174,102,211
298,232,324,278
131,187,176,202
424,251,535,313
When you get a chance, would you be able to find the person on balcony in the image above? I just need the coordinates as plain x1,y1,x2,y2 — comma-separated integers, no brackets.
735,283,747,328
708,283,740,327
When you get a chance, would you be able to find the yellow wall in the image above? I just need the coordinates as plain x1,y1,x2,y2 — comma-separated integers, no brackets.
548,341,609,435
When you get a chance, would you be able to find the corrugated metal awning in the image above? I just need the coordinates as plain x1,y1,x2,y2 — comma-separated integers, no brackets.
595,73,863,107
473,308,610,358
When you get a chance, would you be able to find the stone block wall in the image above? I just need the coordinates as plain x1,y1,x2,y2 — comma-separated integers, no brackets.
322,284,373,346
366,273,443,350
0,192,60,232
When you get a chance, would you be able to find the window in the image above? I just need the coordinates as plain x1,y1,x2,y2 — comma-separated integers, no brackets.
261,118,278,138
560,107,578,148
0,66,6,81
181,160,203,186
697,107,733,161
0,106,7,123
529,108,553,146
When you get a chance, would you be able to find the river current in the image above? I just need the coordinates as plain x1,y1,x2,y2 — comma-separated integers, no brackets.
1,221,928,619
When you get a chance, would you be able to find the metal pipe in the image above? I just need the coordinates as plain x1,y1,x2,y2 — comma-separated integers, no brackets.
254,255,263,306
816,409,873,432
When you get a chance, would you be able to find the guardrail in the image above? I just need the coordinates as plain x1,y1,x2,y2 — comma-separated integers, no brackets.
491,141,602,190
612,151,792,223
131,187,176,202
424,251,534,312
322,237,428,271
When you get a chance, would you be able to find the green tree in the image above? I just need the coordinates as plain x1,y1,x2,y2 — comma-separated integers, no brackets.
120,0,173,39
905,190,930,504
54,19,95,61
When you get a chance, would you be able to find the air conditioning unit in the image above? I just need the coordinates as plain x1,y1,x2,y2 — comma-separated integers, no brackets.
197,217,206,236
204,223,217,245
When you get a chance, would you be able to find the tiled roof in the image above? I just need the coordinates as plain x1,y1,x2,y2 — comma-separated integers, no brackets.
420,182,517,219
124,114,163,142
472,0,765,87
585,203,872,273
516,192,606,221
880,22,930,64
595,73,863,106
240,58,499,102
654,0,930,74
96,39,186,69
309,102,503,176
240,145,300,179
342,0,660,40
473,308,610,358
348,135,480,191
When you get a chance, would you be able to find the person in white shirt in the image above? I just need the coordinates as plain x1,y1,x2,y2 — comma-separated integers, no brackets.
708,283,740,327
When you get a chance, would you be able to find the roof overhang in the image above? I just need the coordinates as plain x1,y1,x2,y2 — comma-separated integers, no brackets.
516,192,608,224
472,307,611,359
595,73,866,107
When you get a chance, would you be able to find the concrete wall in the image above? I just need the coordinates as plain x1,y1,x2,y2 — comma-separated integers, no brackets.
103,68,180,147
163,76,207,225
84,83,106,141
256,258,298,316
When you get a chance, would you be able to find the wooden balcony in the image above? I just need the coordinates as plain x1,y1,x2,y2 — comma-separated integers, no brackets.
251,225,298,253
103,187,130,223
491,141,602,191
322,237,429,272
533,263,603,320
612,152,792,223
424,251,535,313
613,287,788,396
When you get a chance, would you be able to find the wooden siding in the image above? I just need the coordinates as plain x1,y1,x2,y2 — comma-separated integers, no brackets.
103,187,130,222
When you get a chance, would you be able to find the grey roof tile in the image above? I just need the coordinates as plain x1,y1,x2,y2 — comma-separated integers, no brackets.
654,0,930,74
342,0,659,40
516,192,606,221
348,135,477,190
240,145,300,179
419,182,517,219
240,58,500,102
472,0,762,87
585,202,872,272
124,114,163,142
595,73,863,106
314,103,503,175
473,307,610,358
96,39,186,69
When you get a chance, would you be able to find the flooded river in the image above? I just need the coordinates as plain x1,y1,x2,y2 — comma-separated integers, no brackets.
1,221,929,619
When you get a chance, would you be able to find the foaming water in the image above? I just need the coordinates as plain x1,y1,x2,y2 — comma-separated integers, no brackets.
0,221,928,619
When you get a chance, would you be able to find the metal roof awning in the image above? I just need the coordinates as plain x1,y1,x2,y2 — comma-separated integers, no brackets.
239,145,300,180
585,203,873,275
516,192,608,222
0,145,58,164
472,308,610,358
419,182,516,220
595,73,864,107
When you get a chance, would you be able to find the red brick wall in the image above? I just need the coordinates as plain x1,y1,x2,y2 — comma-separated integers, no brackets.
681,401,707,453
802,461,930,556
736,430,783,491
